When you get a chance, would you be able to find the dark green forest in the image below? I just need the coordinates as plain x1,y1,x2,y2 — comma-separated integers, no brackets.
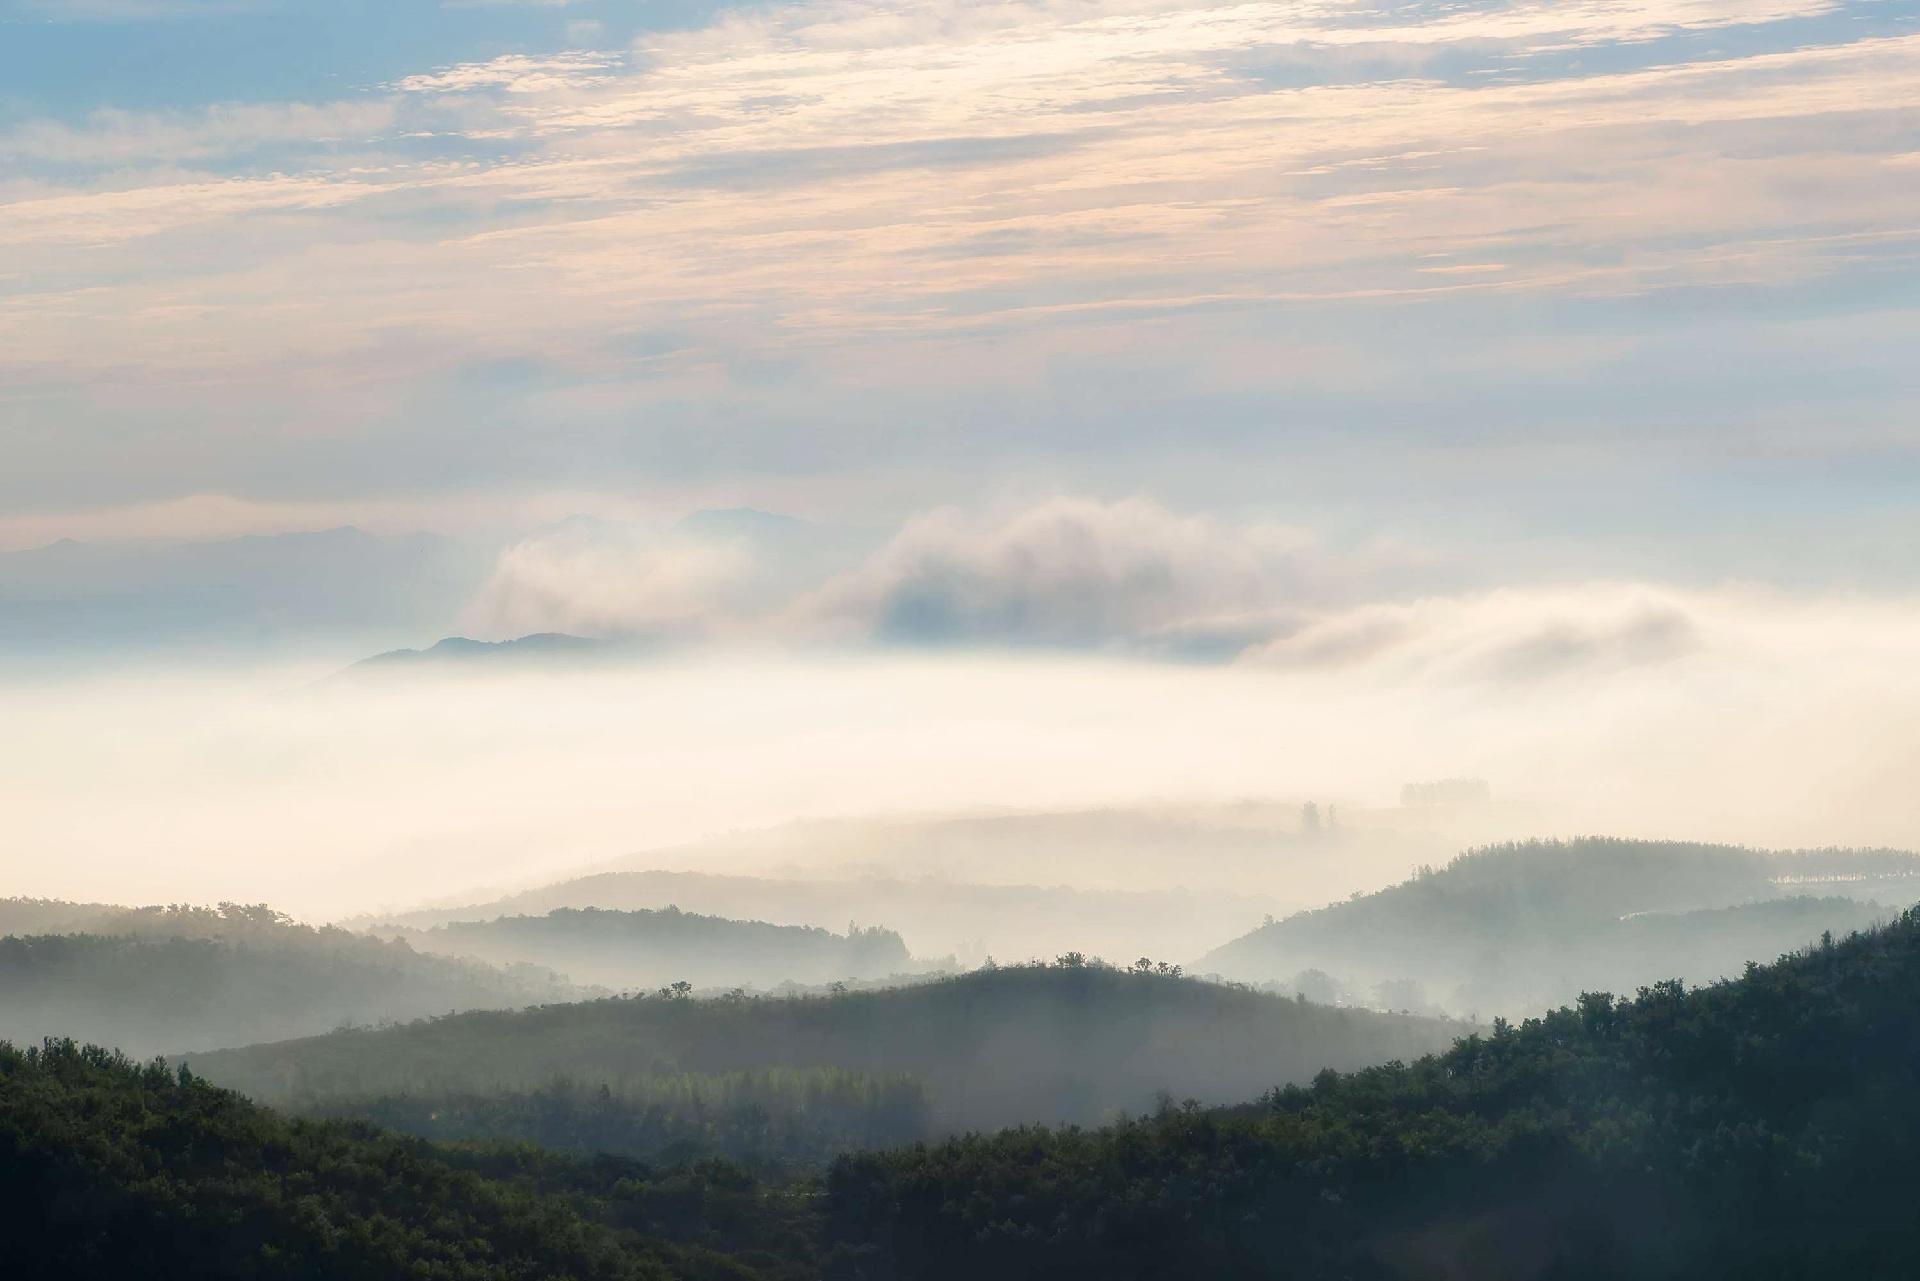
1200,837,1920,1015
0,1037,818,1281
10,906,1920,1278
829,905,1920,1278
0,902,577,1055
312,1068,932,1174
187,962,1462,1134
386,907,917,990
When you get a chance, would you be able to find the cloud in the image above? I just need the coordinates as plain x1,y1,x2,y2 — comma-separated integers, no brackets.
796,497,1325,651
9,586,1920,917
393,53,622,97
439,498,1885,690
3,0,1918,523
458,516,757,640
792,499,1723,682
1243,586,1706,683
0,101,400,167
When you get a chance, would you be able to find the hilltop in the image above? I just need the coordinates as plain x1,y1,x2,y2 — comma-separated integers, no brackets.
186,961,1464,1135
0,901,577,1055
333,631,632,678
828,905,1920,1277
1199,837,1920,1014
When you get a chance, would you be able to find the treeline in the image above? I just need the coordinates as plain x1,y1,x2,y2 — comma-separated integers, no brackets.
387,906,916,990
0,902,577,1055
1202,837,1918,1014
187,961,1463,1135
827,906,1920,1278
310,1067,931,1174
0,897,125,936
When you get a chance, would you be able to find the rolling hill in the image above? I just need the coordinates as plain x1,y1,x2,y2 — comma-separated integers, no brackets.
0,902,578,1055
17,900,1920,1277
1198,837,1920,1015
827,905,1920,1278
185,962,1464,1135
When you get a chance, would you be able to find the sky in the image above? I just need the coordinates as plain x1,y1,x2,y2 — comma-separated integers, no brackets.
2,0,1916,573
2,0,1918,912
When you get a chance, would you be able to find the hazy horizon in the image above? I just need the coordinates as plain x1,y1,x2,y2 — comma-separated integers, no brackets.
7,592,1918,920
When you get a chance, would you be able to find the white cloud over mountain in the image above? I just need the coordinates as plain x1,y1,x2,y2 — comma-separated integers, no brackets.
795,497,1311,650
458,516,758,641
436,497,1902,695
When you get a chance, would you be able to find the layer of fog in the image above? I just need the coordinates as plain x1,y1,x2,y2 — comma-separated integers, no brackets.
5,578,1919,936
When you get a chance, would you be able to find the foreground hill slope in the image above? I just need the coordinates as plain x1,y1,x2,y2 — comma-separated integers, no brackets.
0,903,576,1055
831,906,1920,1279
1201,837,1920,1014
0,1039,812,1281
384,906,914,989
188,964,1463,1134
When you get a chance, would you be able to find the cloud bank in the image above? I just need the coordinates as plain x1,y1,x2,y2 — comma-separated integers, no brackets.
436,495,1886,697
459,516,758,641
6,580,1919,917
796,497,1312,652
1244,588,1705,683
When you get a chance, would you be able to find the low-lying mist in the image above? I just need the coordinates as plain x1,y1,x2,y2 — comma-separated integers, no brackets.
4,583,1918,927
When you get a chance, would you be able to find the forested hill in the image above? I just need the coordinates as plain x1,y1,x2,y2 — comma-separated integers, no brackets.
827,906,1920,1279
0,903,578,1056
1199,837,1920,1014
385,906,916,989
0,1039,815,1281
187,963,1463,1134
20,906,1920,1278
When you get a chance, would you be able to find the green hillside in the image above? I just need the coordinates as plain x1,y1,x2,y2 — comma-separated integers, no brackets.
0,1038,813,1281
15,901,1920,1278
831,905,1920,1278
187,962,1463,1135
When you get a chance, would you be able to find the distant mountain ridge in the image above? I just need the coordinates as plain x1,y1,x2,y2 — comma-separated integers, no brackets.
346,631,615,670
380,905,917,989
353,865,1290,968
